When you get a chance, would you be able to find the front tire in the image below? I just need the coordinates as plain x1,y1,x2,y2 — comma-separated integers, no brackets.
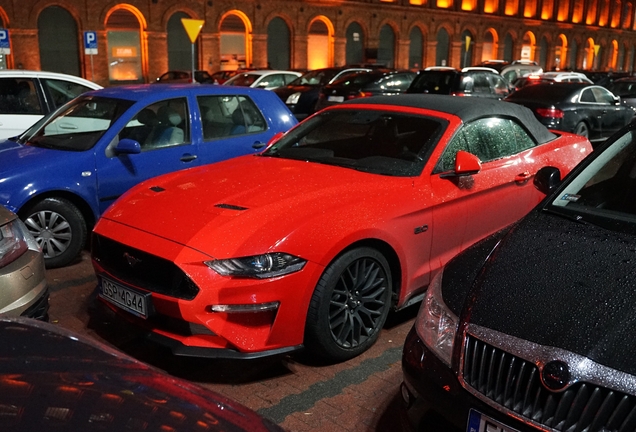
21,197,87,268
305,247,392,362
574,121,589,138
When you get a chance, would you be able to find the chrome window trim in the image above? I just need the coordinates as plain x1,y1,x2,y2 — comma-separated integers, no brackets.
457,323,636,431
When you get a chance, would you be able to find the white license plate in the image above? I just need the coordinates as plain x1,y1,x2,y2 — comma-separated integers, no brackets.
99,277,150,319
327,95,344,102
467,409,520,432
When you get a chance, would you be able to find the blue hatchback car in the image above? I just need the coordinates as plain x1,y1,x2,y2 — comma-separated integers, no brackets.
0,84,297,268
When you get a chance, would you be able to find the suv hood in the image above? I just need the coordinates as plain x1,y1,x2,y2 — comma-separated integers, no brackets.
101,154,410,259
466,210,636,376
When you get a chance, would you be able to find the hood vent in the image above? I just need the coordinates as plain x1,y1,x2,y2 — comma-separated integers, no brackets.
214,203,248,211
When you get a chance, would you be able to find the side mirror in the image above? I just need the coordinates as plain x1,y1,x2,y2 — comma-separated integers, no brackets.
534,166,561,195
454,150,482,176
114,138,141,155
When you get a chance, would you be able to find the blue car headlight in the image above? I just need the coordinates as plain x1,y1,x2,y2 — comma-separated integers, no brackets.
205,253,306,279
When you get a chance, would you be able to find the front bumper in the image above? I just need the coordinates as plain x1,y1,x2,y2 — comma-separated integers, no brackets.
0,248,49,320
401,326,538,432
92,219,325,358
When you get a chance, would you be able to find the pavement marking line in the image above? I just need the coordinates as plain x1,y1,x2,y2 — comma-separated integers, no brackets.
257,347,402,423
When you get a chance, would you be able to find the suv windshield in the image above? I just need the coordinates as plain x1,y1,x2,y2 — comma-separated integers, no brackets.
262,109,444,176
547,129,636,231
18,96,133,151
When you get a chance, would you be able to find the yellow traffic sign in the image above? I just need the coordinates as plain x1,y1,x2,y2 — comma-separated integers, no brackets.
181,19,204,44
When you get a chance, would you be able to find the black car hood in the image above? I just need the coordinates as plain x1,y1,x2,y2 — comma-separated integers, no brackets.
465,210,636,376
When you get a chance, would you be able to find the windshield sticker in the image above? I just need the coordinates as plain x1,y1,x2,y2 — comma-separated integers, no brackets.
561,193,580,202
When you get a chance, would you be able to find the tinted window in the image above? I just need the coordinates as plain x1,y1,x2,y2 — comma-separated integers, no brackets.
471,73,492,94
264,109,445,176
118,98,189,152
580,89,595,103
506,84,578,104
0,78,43,115
408,71,457,94
42,78,95,109
198,95,266,140
592,87,615,104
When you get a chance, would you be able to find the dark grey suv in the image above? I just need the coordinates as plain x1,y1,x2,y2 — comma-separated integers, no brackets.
406,67,511,99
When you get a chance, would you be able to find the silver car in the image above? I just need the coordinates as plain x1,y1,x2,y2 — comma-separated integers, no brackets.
0,206,48,319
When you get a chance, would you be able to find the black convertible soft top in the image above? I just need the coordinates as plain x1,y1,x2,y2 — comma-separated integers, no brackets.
343,93,557,145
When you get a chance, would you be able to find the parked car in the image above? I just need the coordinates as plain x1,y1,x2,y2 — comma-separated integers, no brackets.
210,70,239,84
607,76,636,109
406,66,511,99
223,69,302,90
505,82,635,145
0,317,284,431
538,71,594,83
0,84,297,268
91,94,591,363
499,60,543,84
155,70,214,84
0,207,48,320
315,69,416,111
401,119,636,432
0,70,102,139
273,66,372,119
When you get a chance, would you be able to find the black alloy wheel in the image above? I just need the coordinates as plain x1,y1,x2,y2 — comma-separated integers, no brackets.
305,247,392,362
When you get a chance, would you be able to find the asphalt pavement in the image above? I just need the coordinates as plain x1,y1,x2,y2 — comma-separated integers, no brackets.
46,251,420,432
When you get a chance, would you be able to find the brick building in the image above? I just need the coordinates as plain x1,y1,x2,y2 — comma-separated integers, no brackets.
0,0,635,87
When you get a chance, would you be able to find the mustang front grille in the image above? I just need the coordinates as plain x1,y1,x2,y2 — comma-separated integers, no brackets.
92,234,199,300
462,335,636,432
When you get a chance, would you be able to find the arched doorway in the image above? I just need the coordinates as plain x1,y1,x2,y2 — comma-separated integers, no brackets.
38,6,80,76
167,12,199,71
503,33,514,61
220,13,250,71
482,29,497,62
378,24,395,67
570,39,578,69
346,22,365,65
460,29,474,68
584,38,595,70
521,32,536,61
267,17,291,69
610,40,619,70
307,18,331,69
409,26,423,69
539,36,548,69
436,27,450,66
106,7,145,84
555,34,567,70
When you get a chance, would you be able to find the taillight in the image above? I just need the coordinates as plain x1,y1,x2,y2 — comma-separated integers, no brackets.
535,107,564,118
347,91,373,100
450,92,468,96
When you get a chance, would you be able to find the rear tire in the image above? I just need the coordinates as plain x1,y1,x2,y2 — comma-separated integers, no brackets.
305,247,392,362
574,121,589,138
21,197,87,268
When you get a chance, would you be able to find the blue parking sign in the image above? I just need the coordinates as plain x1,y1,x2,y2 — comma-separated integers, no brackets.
0,29,10,55
84,31,97,55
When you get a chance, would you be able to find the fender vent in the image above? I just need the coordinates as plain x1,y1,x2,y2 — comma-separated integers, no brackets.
214,203,248,211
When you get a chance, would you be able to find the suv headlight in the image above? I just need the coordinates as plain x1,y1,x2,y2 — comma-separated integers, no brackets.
205,253,306,279
0,218,36,268
415,270,458,366
285,92,301,105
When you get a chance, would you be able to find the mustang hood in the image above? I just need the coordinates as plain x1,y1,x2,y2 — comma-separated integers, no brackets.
102,155,410,259
466,209,636,376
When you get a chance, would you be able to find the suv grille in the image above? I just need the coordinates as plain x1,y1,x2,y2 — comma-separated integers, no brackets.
92,234,199,300
463,335,636,432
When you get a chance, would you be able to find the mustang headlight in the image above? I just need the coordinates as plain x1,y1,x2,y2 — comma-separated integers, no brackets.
415,270,458,367
285,92,301,105
205,253,306,279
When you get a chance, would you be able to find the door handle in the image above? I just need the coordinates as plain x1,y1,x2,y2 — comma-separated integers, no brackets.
180,154,197,162
515,171,531,182
252,141,266,149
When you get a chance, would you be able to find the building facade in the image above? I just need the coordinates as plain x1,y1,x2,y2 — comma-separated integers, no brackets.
1,0,635,87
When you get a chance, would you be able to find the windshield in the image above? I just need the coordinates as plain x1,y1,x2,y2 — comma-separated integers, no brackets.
18,96,133,151
547,129,636,232
262,109,445,176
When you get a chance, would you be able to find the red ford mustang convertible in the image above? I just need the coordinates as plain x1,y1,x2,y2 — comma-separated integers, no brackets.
91,94,592,362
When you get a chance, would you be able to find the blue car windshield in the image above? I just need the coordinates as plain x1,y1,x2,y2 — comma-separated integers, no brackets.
19,96,134,151
262,109,445,177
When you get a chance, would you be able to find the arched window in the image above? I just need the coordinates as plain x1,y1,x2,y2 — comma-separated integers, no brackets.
409,27,423,69
569,39,578,69
482,30,497,62
378,24,395,68
436,28,450,66
106,8,144,84
220,13,250,70
503,33,514,61
167,12,198,71
308,18,331,69
460,30,474,68
38,6,80,76
521,32,536,61
268,17,291,69
555,34,567,70
539,36,548,68
346,22,365,65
